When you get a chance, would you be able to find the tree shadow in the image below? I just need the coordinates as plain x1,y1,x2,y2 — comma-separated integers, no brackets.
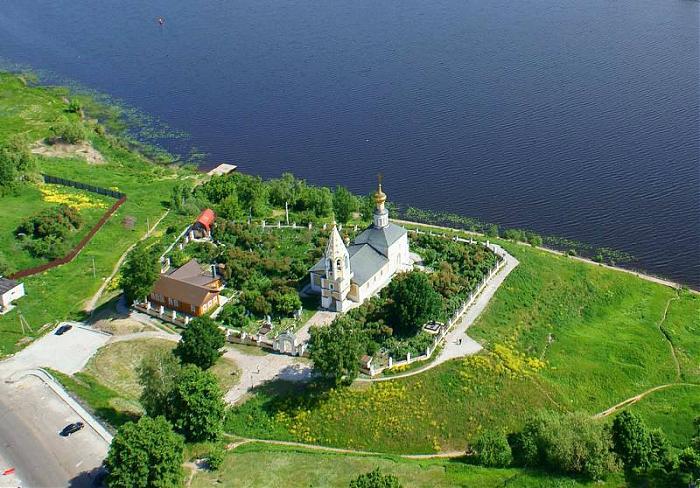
68,465,107,487
245,375,336,415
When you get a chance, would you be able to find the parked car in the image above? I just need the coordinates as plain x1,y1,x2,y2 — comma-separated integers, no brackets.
55,324,73,335
60,422,84,436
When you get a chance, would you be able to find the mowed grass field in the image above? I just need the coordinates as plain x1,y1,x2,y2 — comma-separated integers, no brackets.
53,338,240,428
226,238,699,453
189,443,624,488
0,73,189,357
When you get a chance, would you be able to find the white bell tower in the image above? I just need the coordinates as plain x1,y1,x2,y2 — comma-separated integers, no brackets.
321,223,353,311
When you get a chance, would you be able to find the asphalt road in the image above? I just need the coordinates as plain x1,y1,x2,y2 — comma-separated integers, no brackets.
0,376,108,487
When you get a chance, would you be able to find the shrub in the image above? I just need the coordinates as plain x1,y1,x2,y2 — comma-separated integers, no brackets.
207,445,225,471
50,118,86,144
349,468,402,488
386,271,442,336
472,430,512,467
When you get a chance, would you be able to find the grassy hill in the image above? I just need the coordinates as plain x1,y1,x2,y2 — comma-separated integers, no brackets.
226,238,699,453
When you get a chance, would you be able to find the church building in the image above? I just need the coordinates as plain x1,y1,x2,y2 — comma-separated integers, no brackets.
309,180,410,312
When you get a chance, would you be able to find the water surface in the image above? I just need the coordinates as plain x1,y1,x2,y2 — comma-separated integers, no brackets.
1,0,698,285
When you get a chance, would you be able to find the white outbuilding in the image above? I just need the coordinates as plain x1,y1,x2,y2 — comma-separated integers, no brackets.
0,278,25,314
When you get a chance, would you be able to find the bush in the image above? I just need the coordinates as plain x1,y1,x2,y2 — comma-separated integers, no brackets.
611,411,654,472
472,430,512,467
207,445,225,471
50,118,86,144
349,468,402,488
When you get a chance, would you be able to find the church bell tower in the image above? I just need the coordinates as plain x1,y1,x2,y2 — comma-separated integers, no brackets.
321,222,352,311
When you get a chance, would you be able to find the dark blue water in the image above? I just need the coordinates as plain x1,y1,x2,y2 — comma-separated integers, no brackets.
1,0,698,286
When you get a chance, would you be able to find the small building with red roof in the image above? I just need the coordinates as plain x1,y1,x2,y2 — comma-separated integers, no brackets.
192,208,215,238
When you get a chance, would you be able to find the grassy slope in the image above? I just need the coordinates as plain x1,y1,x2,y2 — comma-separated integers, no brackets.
190,443,623,488
53,338,239,428
226,239,699,453
0,73,186,357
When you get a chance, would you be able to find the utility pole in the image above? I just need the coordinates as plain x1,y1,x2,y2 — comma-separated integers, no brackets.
285,201,289,226
91,256,96,279
146,217,150,234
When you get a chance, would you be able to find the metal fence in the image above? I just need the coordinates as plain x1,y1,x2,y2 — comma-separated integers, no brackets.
41,174,125,199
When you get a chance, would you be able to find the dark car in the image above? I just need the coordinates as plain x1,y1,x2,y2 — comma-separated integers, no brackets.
60,421,84,436
55,324,73,335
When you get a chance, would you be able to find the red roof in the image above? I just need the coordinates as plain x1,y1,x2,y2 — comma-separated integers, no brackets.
196,208,215,231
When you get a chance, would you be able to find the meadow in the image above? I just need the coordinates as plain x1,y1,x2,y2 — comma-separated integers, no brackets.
0,73,188,357
189,442,624,487
226,237,699,453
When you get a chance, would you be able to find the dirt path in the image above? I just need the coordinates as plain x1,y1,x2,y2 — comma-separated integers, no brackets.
593,383,699,419
223,435,465,460
84,209,170,313
657,293,681,379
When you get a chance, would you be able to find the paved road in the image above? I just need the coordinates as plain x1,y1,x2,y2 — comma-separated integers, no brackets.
0,324,111,380
0,377,108,487
0,324,112,487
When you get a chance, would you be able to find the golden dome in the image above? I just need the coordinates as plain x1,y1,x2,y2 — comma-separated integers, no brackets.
374,184,387,205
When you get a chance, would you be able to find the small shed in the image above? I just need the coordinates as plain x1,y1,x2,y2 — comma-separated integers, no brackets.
0,278,25,314
192,208,215,238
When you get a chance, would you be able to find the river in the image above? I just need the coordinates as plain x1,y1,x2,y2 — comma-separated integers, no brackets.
1,0,698,286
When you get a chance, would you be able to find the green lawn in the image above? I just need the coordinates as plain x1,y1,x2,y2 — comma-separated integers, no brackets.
0,72,189,357
189,443,623,487
226,236,700,453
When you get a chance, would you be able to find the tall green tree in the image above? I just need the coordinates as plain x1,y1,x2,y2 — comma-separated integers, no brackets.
349,468,402,488
386,271,442,336
173,316,225,370
309,316,364,384
333,185,358,224
137,349,181,417
611,411,653,472
166,364,225,442
105,416,184,488
121,242,160,304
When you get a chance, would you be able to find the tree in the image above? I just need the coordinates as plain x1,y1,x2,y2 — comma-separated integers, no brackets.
174,316,225,370
349,468,402,488
485,224,499,238
510,411,619,480
0,156,17,194
137,349,181,417
309,316,364,384
472,430,512,467
166,364,225,442
120,242,159,304
678,447,700,480
611,411,653,472
333,186,358,224
50,118,86,144
386,271,442,336
105,416,184,488
218,303,252,329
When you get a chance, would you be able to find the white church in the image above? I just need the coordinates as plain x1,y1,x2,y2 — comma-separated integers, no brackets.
309,180,411,312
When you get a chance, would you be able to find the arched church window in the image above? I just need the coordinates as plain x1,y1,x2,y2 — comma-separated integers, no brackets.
336,258,342,270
